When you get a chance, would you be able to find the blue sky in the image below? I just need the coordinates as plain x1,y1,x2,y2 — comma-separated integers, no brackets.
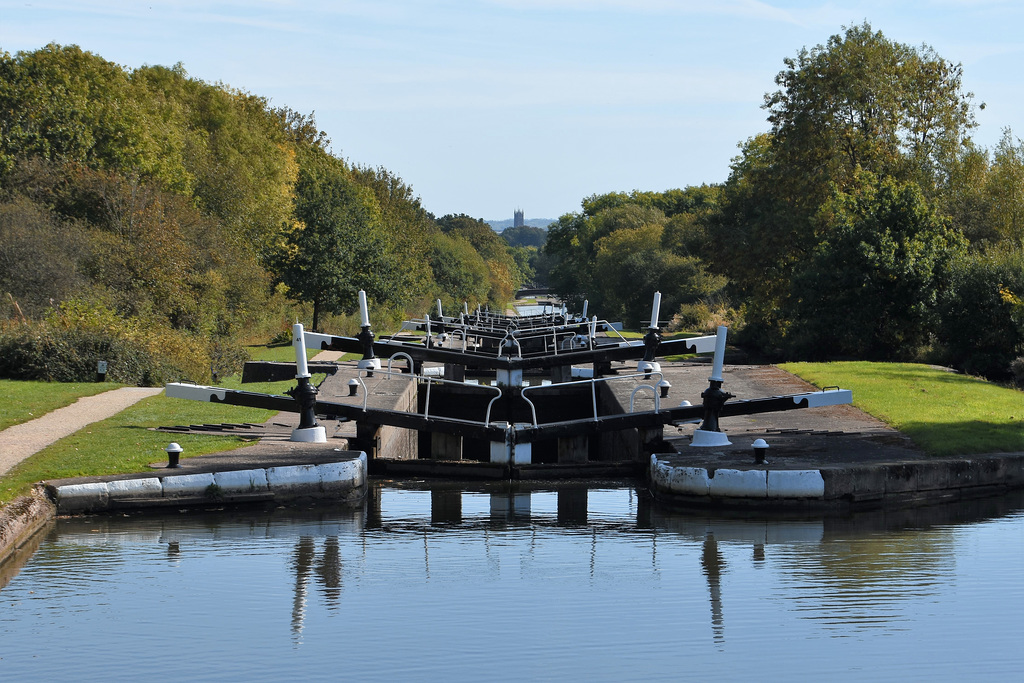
2,1,1022,221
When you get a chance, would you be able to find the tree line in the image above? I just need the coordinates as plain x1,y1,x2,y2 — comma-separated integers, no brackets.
2,25,1022,385
543,23,1023,380
0,44,531,383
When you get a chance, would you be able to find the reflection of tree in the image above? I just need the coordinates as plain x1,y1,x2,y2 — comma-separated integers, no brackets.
700,534,726,645
777,531,955,632
315,537,342,609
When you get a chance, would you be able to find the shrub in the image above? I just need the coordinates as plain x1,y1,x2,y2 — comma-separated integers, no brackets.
668,300,741,335
0,323,162,384
936,250,1024,379
1011,357,1024,387
0,299,223,385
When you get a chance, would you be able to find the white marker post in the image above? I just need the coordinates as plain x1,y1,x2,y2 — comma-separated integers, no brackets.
581,299,589,321
358,290,370,328
650,291,662,329
437,299,444,318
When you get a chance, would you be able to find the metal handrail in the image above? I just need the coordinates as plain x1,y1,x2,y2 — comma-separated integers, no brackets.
630,384,661,413
359,363,503,425
519,371,663,427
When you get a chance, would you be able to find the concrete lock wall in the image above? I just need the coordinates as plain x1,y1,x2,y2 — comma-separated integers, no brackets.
365,377,418,460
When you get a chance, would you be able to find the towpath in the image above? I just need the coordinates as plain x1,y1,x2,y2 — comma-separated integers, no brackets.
0,387,163,477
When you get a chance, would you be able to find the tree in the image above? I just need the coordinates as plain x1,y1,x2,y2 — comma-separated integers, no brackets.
765,22,976,198
712,23,979,345
591,223,727,327
349,164,435,308
501,224,547,249
426,232,489,307
278,151,393,331
437,214,525,305
787,172,966,359
0,196,86,316
984,129,1024,248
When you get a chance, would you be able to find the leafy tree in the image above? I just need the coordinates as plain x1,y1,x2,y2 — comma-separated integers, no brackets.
591,223,727,327
787,172,966,359
544,212,595,312
984,129,1024,248
349,164,435,307
0,196,87,316
941,142,995,245
426,232,490,307
765,22,976,198
712,23,979,346
437,214,525,305
501,224,547,249
277,150,394,331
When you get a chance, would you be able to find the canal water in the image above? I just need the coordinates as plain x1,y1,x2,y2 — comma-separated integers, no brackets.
1,484,1022,681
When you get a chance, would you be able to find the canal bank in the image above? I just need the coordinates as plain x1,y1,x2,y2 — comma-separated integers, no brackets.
3,361,1023,566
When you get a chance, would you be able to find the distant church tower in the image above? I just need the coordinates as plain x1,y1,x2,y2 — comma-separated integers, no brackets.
514,208,524,228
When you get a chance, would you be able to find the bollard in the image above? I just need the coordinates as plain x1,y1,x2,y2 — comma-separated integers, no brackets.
348,378,359,397
165,442,183,469
752,438,769,464
658,379,671,398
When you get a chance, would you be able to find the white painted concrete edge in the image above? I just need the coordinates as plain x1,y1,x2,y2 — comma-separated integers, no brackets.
650,455,825,499
54,454,368,512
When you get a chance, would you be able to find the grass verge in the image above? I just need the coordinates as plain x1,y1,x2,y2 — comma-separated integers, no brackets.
0,375,313,505
246,343,360,363
0,380,123,432
782,361,1024,457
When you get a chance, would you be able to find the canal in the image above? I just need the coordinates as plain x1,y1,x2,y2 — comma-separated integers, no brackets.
1,483,1022,681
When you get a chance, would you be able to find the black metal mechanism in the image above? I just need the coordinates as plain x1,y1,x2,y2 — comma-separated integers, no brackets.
287,375,321,432
699,380,734,433
356,325,376,373
641,327,661,364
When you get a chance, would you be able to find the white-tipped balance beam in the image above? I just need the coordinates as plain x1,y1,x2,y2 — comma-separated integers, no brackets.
710,325,728,382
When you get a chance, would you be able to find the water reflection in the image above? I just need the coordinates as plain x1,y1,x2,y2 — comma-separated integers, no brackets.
700,533,726,645
1,485,1022,680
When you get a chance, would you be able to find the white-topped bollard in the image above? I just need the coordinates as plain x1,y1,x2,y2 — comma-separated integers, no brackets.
165,442,183,468
658,379,671,398
752,438,770,464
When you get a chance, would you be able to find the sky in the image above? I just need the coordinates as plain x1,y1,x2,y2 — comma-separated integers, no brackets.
2,1,1023,222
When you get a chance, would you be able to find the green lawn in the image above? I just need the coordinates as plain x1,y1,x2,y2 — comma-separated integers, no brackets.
782,361,1024,457
0,380,123,432
246,343,359,363
246,343,299,362
614,330,706,362
0,374,313,505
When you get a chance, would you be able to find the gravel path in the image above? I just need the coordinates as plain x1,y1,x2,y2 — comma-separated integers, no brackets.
0,387,163,476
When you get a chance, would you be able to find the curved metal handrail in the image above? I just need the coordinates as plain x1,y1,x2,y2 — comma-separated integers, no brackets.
520,372,663,427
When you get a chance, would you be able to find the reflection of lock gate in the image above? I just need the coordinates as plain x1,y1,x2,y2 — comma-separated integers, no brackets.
165,291,851,469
